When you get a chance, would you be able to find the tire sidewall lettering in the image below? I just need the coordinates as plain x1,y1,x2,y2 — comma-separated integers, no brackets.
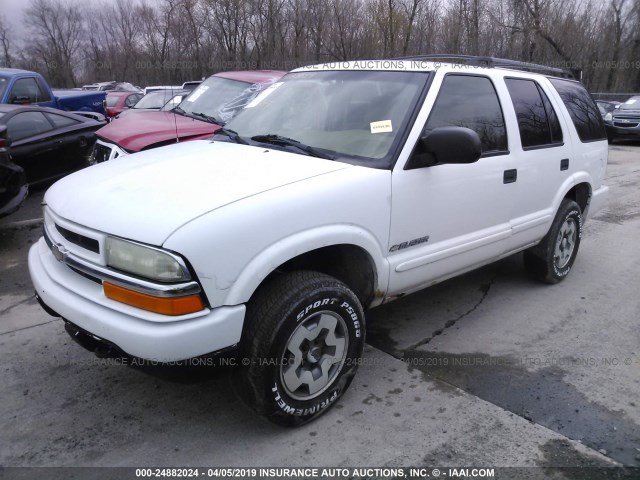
552,208,582,278
272,291,364,418
271,382,340,417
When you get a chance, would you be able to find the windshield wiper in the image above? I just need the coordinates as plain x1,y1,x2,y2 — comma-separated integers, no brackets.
250,134,334,160
216,127,248,145
190,111,224,125
173,106,187,116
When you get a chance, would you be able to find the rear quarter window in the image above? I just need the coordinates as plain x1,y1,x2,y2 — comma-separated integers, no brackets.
46,112,81,128
549,78,606,142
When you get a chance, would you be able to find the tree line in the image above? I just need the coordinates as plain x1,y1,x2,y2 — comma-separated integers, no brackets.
0,0,639,94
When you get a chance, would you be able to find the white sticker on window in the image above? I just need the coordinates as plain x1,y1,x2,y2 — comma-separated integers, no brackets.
370,120,393,134
185,85,209,102
245,82,284,108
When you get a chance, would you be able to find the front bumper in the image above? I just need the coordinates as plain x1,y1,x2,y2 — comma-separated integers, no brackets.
29,237,245,362
0,184,28,218
0,161,28,218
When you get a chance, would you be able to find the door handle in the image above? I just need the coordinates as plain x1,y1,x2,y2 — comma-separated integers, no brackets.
503,169,517,184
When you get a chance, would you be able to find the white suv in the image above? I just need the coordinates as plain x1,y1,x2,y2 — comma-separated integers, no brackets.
29,57,609,426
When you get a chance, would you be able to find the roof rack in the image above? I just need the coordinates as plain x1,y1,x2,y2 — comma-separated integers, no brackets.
395,54,579,80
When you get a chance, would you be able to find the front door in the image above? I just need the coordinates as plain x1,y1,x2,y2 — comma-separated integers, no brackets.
388,73,515,297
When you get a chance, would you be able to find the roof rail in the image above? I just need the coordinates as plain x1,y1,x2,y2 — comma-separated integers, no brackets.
395,54,579,80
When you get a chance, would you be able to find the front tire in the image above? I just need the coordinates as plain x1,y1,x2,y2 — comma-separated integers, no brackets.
524,199,583,284
237,271,365,427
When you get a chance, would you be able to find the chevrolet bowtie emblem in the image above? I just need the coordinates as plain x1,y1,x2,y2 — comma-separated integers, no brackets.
52,243,67,262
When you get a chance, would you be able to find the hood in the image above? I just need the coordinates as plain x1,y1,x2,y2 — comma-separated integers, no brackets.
45,140,351,245
97,111,220,151
613,110,640,117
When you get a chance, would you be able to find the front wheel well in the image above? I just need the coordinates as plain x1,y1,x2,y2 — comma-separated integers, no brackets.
260,245,378,308
564,182,591,213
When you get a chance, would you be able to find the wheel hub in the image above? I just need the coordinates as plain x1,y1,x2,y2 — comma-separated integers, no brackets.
280,311,349,401
307,345,322,363
554,218,577,269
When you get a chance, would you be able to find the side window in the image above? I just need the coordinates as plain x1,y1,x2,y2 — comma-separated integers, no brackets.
505,78,563,148
125,94,139,107
35,78,52,102
424,75,508,154
46,112,81,128
9,78,49,104
106,95,120,107
540,85,563,142
7,112,54,141
549,78,606,142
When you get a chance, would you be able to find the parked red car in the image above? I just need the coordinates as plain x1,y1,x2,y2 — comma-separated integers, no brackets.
92,70,286,162
105,91,144,119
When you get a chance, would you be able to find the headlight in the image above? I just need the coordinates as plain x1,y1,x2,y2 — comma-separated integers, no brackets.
604,112,612,122
105,236,191,282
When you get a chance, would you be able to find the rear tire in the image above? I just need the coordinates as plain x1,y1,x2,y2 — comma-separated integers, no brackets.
524,199,582,284
236,271,365,427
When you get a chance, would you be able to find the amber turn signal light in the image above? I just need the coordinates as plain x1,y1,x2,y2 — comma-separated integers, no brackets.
103,282,205,316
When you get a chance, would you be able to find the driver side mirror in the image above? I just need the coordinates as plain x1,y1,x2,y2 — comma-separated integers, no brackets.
406,127,482,169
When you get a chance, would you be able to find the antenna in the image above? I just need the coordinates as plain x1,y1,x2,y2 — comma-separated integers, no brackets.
173,86,179,144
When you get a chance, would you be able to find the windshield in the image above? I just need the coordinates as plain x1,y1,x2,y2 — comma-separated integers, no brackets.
134,91,177,109
106,95,120,107
161,95,183,111
620,98,640,111
224,70,429,168
178,76,257,124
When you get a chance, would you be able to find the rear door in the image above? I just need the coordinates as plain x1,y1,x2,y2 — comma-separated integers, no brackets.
501,76,573,251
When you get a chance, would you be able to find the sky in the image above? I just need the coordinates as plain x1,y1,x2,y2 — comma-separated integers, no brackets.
0,0,124,44
1,0,27,41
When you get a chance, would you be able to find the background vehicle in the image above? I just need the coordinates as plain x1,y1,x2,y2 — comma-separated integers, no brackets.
143,85,182,95
0,105,106,184
0,69,106,115
605,96,640,142
92,70,286,162
160,93,188,111
596,100,620,118
181,81,202,92
0,124,27,218
30,57,608,426
115,89,187,118
105,91,144,119
82,81,141,93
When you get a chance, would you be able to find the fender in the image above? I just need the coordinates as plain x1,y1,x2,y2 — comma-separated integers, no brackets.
551,171,593,215
224,224,390,308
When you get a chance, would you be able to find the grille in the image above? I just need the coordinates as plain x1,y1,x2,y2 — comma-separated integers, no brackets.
55,224,100,253
92,143,112,163
613,121,639,128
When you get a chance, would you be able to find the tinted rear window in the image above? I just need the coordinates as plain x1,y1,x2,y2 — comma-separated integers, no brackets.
505,78,562,148
46,112,81,128
549,79,606,142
